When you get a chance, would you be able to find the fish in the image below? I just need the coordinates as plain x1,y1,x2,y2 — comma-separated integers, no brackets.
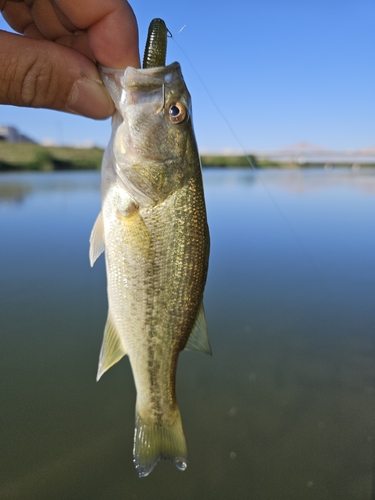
89,20,210,478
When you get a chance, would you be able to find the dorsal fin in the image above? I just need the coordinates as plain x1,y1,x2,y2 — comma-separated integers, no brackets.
184,303,212,355
89,211,105,267
96,314,127,381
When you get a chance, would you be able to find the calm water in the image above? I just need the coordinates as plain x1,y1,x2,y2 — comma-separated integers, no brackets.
1,169,375,500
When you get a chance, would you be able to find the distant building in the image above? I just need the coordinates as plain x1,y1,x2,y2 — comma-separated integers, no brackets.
0,125,35,143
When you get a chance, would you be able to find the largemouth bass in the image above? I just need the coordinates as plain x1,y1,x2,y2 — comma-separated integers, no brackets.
89,21,210,477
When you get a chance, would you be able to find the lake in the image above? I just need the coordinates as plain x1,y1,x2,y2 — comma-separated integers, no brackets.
1,168,375,500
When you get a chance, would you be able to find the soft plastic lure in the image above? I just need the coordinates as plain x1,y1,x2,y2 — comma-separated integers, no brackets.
142,18,168,69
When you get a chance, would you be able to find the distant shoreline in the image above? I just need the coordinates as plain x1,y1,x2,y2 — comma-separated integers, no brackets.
1,143,374,171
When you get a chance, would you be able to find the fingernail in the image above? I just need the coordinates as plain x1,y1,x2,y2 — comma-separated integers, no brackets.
67,78,114,118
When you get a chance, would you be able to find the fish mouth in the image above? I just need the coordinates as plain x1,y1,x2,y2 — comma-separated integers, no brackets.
138,155,179,164
124,149,179,165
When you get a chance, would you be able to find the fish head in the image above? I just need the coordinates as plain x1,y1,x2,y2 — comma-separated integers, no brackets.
101,62,197,206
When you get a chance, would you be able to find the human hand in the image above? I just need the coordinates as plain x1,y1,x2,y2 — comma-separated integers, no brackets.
0,0,140,118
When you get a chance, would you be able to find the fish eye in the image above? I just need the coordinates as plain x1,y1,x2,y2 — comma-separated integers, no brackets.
167,102,187,124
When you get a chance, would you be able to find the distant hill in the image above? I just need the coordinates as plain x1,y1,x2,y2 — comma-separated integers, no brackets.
0,125,35,144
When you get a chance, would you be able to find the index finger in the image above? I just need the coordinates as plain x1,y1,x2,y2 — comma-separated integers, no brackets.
55,0,140,69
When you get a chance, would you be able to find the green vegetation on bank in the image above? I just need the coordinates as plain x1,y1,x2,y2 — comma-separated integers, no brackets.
0,142,103,171
0,142,374,171
200,155,375,168
200,154,258,167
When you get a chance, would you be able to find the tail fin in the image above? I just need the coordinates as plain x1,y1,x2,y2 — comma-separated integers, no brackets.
133,409,187,477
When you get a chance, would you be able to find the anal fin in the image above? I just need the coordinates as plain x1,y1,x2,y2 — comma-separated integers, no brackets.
184,303,212,355
96,314,127,381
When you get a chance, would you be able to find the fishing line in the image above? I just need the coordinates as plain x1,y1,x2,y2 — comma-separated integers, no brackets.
169,29,322,277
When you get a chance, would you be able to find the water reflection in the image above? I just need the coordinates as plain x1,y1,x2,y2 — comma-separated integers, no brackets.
0,184,32,205
1,169,375,500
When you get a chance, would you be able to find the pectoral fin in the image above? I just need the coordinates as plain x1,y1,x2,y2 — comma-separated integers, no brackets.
89,211,105,267
96,314,127,381
184,303,212,355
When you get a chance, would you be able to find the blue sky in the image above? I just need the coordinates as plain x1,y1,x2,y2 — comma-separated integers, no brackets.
1,0,374,152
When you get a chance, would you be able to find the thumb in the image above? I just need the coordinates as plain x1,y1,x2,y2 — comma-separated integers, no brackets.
0,31,114,119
